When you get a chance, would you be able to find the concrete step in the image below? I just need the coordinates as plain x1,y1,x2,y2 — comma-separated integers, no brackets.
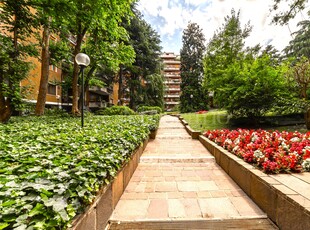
108,218,278,229
155,135,192,139
140,156,215,163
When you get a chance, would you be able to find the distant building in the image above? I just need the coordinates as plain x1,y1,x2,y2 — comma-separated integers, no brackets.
160,52,181,111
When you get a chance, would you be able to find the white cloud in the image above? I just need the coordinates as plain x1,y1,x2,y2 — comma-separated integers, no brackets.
137,0,309,54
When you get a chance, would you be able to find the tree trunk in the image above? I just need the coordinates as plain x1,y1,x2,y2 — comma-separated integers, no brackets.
306,108,310,130
0,99,12,123
71,34,84,115
35,21,50,116
0,14,20,123
0,79,12,123
118,67,123,105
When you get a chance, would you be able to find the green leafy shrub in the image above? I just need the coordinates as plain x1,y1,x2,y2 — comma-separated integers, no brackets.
96,106,136,115
44,108,71,117
0,115,158,229
137,106,162,114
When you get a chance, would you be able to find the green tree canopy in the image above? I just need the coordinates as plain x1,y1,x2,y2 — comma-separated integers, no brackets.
0,0,38,123
203,9,288,120
180,22,207,112
122,8,162,109
284,20,310,58
271,0,308,25
203,9,252,93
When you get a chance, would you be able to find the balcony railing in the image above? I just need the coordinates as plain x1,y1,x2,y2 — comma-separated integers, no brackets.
164,81,181,84
164,101,180,105
165,87,180,91
89,101,107,108
164,94,180,98
89,86,109,95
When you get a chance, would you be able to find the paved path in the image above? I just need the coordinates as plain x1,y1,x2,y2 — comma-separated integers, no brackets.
108,115,277,229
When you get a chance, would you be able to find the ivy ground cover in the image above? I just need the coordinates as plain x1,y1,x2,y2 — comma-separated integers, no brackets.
0,115,159,229
205,129,310,174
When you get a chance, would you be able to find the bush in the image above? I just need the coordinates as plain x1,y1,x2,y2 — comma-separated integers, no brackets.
137,106,162,114
96,106,136,115
44,108,71,117
0,115,159,229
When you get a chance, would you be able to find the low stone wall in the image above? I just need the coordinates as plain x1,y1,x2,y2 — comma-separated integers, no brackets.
184,125,201,139
179,116,201,139
69,138,149,230
199,135,310,230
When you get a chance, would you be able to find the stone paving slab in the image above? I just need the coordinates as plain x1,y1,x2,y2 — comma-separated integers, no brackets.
109,115,275,229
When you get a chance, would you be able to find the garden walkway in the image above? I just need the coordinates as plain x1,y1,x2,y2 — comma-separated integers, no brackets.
107,115,277,229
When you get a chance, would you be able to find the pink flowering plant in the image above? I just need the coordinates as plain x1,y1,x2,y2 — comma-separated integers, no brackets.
205,129,310,174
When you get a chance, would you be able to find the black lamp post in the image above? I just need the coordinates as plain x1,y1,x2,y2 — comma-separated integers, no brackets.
190,94,193,111
75,53,90,127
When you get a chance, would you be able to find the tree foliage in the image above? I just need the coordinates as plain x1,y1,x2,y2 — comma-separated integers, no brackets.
64,0,135,115
0,0,38,123
284,20,310,58
271,0,308,25
224,55,287,118
203,9,288,120
144,73,164,109
122,8,162,110
203,9,252,106
180,22,207,112
32,0,72,116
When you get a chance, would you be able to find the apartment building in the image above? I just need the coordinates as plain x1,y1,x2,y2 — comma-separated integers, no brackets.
21,54,63,109
160,52,181,111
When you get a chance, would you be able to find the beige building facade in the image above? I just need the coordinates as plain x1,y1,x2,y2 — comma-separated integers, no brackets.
160,52,181,111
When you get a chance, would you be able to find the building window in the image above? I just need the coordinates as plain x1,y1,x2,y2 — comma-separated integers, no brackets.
48,83,57,95
49,65,57,72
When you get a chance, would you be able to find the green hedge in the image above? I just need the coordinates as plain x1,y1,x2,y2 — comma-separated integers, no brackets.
137,106,162,114
0,115,159,229
96,106,136,116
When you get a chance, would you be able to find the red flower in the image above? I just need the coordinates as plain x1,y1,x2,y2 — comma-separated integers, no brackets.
204,128,310,174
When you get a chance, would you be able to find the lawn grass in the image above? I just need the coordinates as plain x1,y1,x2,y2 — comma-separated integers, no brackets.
181,109,308,133
181,110,231,131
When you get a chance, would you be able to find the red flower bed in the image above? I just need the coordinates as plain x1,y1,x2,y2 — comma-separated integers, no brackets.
195,110,208,114
204,129,310,173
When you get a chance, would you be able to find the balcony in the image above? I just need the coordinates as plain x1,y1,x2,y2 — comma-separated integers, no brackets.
164,67,180,71
89,86,110,95
164,81,181,84
165,87,180,92
164,94,180,98
164,101,180,105
89,101,107,108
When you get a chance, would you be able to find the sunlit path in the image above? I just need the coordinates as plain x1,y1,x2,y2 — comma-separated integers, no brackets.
107,115,277,229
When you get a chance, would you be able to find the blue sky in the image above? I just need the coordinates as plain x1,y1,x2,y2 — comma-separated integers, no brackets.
137,0,309,54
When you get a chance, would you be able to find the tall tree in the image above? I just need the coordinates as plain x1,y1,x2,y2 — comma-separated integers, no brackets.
0,0,37,123
81,23,135,109
33,0,71,115
123,8,162,110
203,9,252,107
67,0,135,115
144,73,164,108
180,22,206,112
